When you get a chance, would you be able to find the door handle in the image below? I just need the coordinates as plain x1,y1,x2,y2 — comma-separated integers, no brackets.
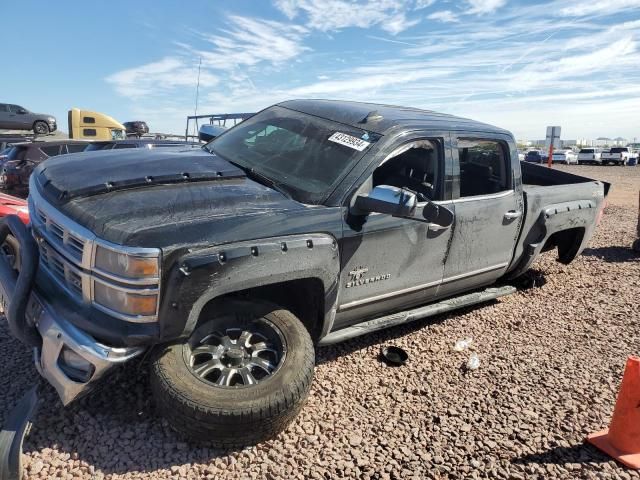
504,210,522,219
428,223,448,232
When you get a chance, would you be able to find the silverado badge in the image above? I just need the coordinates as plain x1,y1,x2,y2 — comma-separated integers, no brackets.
346,266,391,288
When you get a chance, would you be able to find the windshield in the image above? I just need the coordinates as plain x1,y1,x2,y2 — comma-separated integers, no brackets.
206,106,380,204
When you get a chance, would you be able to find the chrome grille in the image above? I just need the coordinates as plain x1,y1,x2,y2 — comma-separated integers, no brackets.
36,208,88,262
39,241,86,298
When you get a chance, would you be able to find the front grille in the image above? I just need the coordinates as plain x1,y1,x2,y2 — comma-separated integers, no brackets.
36,208,87,262
39,240,85,298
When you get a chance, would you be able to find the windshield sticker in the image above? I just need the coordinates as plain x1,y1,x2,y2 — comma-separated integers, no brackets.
328,132,371,151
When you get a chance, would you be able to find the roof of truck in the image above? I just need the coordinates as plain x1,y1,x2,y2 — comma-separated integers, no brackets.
278,99,511,136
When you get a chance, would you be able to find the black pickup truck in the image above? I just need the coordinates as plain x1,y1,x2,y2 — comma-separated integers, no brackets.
0,100,609,450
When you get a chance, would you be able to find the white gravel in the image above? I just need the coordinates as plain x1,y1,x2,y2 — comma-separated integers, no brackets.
1,164,639,479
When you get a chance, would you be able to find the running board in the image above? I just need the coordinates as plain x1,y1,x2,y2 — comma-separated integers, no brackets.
319,285,516,346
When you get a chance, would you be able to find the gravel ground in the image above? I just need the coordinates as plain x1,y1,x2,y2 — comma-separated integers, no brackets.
1,164,639,479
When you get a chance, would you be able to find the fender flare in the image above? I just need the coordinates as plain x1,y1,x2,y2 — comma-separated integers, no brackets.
158,233,340,341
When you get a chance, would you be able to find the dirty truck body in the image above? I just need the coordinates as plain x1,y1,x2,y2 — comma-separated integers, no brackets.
0,100,608,446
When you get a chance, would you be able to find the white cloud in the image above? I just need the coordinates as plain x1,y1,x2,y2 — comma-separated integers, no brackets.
274,0,421,34
195,15,309,70
106,57,218,98
414,0,435,9
428,10,460,22
465,0,507,14
559,0,640,16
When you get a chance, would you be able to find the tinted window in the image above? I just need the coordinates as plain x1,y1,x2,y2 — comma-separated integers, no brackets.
153,143,185,148
40,145,61,157
84,142,112,151
113,143,136,149
611,147,628,153
83,129,97,137
580,149,594,153
372,140,442,201
208,106,380,204
66,144,87,154
0,104,7,112
83,116,96,124
8,105,22,113
458,139,510,197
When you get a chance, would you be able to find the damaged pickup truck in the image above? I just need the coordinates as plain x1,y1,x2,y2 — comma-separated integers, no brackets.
0,100,609,453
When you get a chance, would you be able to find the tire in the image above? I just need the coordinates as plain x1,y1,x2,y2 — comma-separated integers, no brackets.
32,121,49,135
150,299,315,446
1,234,20,271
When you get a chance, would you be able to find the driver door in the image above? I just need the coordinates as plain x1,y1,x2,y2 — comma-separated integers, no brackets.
334,134,454,329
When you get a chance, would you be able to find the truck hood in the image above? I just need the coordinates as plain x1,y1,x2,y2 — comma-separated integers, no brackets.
32,148,307,247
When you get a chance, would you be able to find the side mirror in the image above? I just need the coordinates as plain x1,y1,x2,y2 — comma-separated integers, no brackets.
354,185,417,217
17,109,27,114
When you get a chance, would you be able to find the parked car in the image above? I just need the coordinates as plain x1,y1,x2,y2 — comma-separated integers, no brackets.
124,121,150,137
0,99,610,459
83,139,192,151
577,148,602,165
0,104,57,135
0,136,32,152
601,147,632,165
552,149,578,164
0,140,89,194
524,150,545,163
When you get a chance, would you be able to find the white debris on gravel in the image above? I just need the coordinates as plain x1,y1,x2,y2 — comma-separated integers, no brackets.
1,165,639,479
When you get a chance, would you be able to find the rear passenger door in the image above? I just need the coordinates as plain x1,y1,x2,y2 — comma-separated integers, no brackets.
438,134,523,298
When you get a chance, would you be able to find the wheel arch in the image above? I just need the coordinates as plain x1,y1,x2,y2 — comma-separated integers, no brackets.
158,233,340,343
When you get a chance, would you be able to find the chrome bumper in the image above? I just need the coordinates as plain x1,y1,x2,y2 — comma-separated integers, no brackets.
32,294,144,405
0,214,143,406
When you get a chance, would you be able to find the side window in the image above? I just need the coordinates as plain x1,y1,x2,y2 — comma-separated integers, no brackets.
66,144,86,153
83,129,97,137
40,145,61,157
0,104,7,112
372,139,442,201
113,143,136,149
458,139,510,197
83,116,96,124
8,105,21,113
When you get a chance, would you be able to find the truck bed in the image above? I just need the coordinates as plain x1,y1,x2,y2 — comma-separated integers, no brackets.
508,162,610,278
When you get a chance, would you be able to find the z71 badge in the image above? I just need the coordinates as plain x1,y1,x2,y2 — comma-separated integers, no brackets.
346,266,391,288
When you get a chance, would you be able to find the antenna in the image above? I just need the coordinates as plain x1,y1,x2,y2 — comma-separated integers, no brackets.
193,56,202,138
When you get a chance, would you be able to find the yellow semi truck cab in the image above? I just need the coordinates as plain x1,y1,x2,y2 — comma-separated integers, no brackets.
68,108,126,141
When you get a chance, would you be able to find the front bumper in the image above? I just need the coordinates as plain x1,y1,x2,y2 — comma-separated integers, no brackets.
0,215,144,405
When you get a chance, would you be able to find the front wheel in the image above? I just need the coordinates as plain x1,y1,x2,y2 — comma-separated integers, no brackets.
32,121,49,135
150,299,315,447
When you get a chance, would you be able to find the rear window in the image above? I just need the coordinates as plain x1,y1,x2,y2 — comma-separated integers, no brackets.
579,149,594,153
40,145,61,157
66,144,87,154
611,147,628,153
84,143,113,151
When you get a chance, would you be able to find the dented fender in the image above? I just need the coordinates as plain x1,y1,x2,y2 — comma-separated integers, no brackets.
157,233,341,341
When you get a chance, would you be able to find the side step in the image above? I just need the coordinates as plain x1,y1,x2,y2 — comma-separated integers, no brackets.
319,285,516,346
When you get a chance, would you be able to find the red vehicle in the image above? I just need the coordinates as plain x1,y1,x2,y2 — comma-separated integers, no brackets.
0,191,28,224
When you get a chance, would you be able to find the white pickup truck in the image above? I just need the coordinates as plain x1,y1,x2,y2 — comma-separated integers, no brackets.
577,148,602,165
601,147,632,165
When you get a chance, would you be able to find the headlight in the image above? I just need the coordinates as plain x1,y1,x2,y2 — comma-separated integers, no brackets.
94,245,159,279
93,281,158,320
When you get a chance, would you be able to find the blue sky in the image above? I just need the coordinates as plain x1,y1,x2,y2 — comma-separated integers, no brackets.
2,0,639,140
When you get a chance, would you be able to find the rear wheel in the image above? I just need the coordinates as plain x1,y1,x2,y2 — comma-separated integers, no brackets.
32,121,49,135
150,299,315,446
